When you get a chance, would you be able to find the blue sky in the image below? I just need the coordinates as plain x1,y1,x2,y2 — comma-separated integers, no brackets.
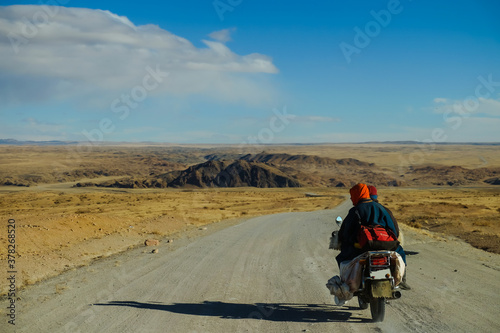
1,0,499,143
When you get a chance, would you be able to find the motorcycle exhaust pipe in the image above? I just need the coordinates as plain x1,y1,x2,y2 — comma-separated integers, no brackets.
392,290,402,299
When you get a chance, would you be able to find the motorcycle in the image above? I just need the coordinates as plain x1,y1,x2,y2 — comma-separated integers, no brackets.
354,250,402,322
329,216,403,322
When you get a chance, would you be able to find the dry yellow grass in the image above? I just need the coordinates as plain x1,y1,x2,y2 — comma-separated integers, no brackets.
380,187,500,253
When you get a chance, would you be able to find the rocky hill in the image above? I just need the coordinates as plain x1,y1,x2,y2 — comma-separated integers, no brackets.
232,152,398,187
403,165,500,186
239,152,373,168
76,160,302,189
168,160,301,188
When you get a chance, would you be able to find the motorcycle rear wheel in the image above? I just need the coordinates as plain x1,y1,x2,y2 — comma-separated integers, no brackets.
370,298,386,322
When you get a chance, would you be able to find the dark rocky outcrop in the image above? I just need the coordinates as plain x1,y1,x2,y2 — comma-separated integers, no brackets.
168,160,301,188
484,177,500,185
238,153,373,167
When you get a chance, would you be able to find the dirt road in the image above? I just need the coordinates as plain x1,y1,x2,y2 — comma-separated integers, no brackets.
9,200,500,332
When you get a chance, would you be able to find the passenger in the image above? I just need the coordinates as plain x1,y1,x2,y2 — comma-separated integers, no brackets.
367,185,411,290
367,185,400,237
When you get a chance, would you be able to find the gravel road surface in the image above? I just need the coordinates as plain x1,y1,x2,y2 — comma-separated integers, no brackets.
9,200,500,332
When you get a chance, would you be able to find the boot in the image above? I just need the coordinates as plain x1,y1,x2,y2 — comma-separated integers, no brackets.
399,269,412,290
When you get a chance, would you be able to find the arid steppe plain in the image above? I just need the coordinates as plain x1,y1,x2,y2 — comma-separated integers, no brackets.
1,143,499,296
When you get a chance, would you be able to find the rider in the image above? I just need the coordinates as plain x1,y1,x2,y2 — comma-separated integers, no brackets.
336,183,407,267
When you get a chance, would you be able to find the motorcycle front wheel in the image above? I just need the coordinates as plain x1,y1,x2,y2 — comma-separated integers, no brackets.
370,298,386,322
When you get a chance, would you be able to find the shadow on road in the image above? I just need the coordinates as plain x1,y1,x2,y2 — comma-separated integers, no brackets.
94,300,371,323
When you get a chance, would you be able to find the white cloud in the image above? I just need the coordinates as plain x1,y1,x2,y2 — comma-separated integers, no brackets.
208,28,236,43
0,6,278,108
477,97,500,116
23,117,63,130
433,97,500,117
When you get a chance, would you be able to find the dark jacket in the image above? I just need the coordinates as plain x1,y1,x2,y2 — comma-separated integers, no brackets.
336,199,406,265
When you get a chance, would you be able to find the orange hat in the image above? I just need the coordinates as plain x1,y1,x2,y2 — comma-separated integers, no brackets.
349,183,370,205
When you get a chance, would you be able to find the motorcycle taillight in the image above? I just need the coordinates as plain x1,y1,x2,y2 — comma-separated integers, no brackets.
371,256,389,266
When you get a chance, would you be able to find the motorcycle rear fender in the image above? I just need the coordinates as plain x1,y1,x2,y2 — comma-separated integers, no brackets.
370,268,391,279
